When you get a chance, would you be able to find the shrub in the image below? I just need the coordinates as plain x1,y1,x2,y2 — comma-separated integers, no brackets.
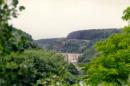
0,49,78,86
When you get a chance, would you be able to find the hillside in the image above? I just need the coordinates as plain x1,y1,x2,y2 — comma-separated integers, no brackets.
35,38,88,53
34,29,121,53
67,29,121,40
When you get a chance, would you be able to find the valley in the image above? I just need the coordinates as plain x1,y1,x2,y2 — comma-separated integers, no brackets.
34,29,121,64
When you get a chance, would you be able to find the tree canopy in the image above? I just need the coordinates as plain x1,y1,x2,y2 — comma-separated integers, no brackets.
122,6,130,22
0,0,25,24
0,1,79,86
0,0,28,55
0,49,79,86
82,7,130,86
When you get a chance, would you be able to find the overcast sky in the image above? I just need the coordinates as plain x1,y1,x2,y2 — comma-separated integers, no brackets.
11,0,130,39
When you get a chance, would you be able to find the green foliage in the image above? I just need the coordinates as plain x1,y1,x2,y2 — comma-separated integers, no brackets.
0,0,25,24
81,7,130,84
122,6,130,21
0,49,78,86
0,0,79,86
82,26,130,85
78,47,97,63
0,24,78,85
0,0,28,55
0,25,33,55
66,63,79,75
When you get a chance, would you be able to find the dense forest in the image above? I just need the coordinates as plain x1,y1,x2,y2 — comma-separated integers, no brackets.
0,0,130,86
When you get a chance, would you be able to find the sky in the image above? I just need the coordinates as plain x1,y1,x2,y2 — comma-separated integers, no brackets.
11,0,130,40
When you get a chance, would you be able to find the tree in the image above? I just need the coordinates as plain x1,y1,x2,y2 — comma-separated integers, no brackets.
122,6,130,25
0,49,78,86
0,0,25,24
82,7,130,86
0,0,30,55
0,25,33,55
78,47,97,63
0,1,79,86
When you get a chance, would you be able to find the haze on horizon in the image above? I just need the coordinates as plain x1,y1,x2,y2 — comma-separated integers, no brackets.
11,0,130,40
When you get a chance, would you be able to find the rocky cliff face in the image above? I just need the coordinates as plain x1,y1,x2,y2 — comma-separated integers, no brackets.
67,29,121,40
